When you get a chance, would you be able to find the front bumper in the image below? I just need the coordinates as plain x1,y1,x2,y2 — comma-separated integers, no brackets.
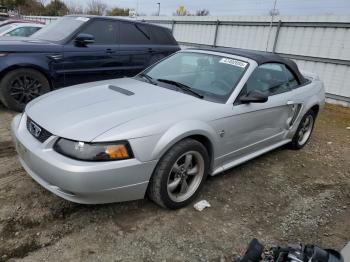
11,114,158,204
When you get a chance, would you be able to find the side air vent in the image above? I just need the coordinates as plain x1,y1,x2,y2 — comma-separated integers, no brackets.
108,85,134,96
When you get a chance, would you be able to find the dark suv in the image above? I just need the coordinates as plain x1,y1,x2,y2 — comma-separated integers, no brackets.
0,15,180,111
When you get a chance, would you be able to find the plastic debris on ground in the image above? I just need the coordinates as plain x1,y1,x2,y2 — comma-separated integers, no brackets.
193,200,211,211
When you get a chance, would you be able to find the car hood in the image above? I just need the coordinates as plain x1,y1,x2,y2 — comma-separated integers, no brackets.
26,78,197,141
0,38,61,52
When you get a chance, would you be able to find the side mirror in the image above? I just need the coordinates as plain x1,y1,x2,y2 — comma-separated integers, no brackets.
239,90,268,104
74,33,95,46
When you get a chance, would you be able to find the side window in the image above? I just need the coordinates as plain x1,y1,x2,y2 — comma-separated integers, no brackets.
149,26,175,45
119,22,151,45
244,63,293,96
80,20,117,44
283,65,299,89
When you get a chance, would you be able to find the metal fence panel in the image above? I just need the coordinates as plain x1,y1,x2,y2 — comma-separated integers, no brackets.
174,23,216,45
277,26,350,60
294,60,350,100
216,25,276,50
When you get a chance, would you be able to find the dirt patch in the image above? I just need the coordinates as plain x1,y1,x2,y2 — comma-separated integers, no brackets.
0,103,349,261
0,141,16,158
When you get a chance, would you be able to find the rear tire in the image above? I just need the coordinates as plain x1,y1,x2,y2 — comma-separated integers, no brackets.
148,139,209,209
288,109,316,150
0,68,50,112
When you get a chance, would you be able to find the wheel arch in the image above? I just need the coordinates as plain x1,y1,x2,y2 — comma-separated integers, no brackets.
0,64,53,90
186,134,214,171
310,104,320,117
150,120,219,173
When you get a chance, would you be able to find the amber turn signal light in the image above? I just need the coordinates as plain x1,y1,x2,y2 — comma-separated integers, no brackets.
105,145,129,159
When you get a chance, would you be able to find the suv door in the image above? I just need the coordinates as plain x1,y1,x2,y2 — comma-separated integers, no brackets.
62,19,119,86
217,63,298,168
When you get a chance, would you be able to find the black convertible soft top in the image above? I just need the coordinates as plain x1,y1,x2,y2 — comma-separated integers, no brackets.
194,47,308,84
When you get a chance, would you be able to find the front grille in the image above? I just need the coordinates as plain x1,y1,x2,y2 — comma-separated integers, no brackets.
26,117,52,143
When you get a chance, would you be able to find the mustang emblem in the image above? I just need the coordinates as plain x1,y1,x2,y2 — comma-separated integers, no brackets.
28,121,41,138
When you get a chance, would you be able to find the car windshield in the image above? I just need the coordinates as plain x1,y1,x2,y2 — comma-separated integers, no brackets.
30,16,89,42
145,52,248,103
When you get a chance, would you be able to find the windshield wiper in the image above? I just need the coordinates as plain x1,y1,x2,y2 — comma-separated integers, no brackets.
139,73,157,85
157,79,204,99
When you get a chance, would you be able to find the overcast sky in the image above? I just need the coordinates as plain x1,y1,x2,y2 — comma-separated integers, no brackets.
67,0,350,16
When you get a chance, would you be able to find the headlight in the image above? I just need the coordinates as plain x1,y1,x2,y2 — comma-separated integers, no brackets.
54,138,133,161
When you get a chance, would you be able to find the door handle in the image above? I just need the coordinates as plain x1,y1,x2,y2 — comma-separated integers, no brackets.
286,100,295,105
106,48,116,54
148,48,155,53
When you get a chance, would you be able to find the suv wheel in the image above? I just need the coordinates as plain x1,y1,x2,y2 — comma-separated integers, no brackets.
148,139,209,209
0,68,50,111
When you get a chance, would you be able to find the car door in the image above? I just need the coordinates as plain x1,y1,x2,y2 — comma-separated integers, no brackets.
216,63,297,167
62,19,120,86
117,21,152,77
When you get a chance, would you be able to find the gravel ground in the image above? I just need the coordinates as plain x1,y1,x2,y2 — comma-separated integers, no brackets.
0,103,349,262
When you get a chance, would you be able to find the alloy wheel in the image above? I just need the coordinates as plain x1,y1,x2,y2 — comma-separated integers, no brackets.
167,151,205,202
9,75,43,104
297,114,314,146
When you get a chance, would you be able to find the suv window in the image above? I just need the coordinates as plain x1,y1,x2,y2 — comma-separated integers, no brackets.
119,22,151,45
243,63,297,96
80,20,117,44
149,26,175,45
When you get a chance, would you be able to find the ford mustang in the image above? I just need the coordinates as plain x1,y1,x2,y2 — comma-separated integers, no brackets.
11,48,325,209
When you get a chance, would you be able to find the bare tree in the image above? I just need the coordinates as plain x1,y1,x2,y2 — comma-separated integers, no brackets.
107,6,129,16
66,0,84,14
38,0,47,6
86,0,107,15
195,9,209,16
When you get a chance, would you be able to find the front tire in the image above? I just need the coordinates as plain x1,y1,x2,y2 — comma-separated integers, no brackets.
148,139,209,209
288,109,316,150
0,68,50,112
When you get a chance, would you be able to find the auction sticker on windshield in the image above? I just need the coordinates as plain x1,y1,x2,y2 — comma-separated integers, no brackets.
219,58,247,68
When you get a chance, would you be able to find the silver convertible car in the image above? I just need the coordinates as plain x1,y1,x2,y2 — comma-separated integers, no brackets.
11,48,325,209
